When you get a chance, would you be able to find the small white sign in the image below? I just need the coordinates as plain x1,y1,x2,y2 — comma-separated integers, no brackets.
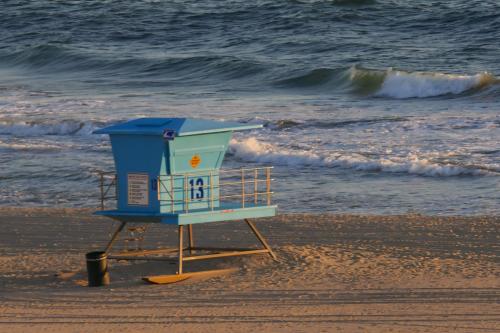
127,173,149,206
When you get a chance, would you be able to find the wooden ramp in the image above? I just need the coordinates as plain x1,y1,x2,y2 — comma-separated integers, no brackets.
143,268,238,285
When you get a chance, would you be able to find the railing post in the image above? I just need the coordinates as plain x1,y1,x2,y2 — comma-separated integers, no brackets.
170,175,174,213
210,171,214,210
241,168,245,208
266,167,271,206
254,169,258,205
184,174,189,213
157,176,161,201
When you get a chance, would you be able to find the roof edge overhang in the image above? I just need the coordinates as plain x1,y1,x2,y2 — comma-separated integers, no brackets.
93,123,262,136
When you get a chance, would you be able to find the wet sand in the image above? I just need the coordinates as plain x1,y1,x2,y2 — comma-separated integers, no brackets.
0,208,498,332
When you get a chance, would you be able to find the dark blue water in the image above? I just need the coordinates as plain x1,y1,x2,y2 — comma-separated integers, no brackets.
1,0,499,214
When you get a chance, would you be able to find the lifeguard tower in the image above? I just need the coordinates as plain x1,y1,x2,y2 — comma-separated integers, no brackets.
92,117,277,284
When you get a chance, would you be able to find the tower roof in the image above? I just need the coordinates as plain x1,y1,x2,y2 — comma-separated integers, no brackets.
93,118,261,136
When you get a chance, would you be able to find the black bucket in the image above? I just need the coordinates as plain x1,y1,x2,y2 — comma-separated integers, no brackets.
85,251,110,287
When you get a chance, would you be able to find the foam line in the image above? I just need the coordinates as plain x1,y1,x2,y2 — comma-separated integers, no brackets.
229,137,486,177
374,70,495,98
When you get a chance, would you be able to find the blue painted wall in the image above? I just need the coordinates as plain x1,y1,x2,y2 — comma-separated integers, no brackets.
110,134,166,213
109,131,231,214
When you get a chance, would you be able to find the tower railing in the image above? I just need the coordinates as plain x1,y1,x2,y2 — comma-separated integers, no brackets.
157,166,274,213
98,167,274,212
98,171,118,210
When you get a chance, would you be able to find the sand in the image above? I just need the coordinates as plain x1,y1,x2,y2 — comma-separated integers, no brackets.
0,207,498,332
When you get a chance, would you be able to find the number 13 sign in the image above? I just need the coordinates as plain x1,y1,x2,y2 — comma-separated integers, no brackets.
188,177,204,200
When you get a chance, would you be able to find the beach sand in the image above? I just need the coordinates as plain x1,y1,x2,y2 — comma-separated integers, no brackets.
0,208,498,332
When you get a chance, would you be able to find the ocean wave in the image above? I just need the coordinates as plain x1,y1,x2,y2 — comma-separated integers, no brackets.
293,0,376,6
0,44,267,82
4,44,497,98
330,0,376,5
229,137,490,177
276,66,498,98
0,120,101,136
275,68,342,88
0,44,101,72
264,116,408,130
374,70,497,98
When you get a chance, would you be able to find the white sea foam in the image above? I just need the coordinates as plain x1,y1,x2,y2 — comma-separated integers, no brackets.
0,140,64,151
229,137,485,177
375,70,495,98
0,121,99,136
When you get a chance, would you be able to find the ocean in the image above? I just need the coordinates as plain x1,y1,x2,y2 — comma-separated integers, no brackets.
1,0,499,214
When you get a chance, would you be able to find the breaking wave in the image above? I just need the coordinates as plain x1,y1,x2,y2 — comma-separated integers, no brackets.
229,137,490,177
374,70,496,98
2,45,497,99
277,66,498,98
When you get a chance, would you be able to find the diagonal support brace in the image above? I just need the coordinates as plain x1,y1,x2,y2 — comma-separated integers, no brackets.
244,219,277,261
104,221,126,255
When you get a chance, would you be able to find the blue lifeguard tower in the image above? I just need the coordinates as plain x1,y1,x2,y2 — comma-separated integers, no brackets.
92,118,277,283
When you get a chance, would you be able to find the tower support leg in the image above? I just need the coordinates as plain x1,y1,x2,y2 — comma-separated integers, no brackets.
188,224,194,255
104,221,126,255
244,219,277,260
178,225,184,274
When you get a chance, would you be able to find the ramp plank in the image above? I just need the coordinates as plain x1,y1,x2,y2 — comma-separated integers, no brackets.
143,268,238,284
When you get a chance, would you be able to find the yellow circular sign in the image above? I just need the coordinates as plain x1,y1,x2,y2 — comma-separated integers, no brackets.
190,155,201,168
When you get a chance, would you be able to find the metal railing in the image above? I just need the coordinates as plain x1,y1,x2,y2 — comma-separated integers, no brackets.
98,167,274,213
157,167,274,213
98,171,117,210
